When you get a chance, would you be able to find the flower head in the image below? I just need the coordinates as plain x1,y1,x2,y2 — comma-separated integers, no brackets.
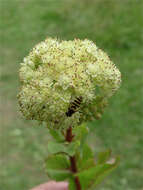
18,38,121,129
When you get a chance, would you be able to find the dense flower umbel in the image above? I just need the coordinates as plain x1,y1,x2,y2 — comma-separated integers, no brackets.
18,38,121,129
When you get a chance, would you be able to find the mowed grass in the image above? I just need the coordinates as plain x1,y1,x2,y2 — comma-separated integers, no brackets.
0,0,143,189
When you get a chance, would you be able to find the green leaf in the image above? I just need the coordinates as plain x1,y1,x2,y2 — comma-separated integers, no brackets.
48,141,80,156
68,177,77,190
93,157,120,188
78,144,95,171
76,156,119,190
49,129,65,142
45,154,69,169
48,141,65,154
97,149,111,164
73,123,89,144
79,158,95,171
82,144,94,160
45,154,72,181
46,169,72,181
68,141,80,156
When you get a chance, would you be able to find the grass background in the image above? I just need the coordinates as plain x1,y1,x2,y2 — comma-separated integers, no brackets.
0,0,143,189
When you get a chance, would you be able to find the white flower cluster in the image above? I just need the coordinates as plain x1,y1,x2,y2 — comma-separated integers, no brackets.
18,38,121,129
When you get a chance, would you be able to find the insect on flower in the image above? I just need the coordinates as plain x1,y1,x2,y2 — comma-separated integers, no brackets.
66,96,83,117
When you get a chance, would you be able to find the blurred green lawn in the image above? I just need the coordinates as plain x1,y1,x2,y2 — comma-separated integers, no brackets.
0,0,143,189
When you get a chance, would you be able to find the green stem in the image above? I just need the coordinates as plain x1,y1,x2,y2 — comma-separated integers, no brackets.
65,127,82,190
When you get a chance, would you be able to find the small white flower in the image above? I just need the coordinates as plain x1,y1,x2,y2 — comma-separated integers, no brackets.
18,38,121,129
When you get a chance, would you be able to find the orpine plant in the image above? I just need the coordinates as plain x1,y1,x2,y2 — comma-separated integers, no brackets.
18,38,121,190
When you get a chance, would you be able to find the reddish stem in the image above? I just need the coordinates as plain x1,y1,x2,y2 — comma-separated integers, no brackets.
66,127,82,190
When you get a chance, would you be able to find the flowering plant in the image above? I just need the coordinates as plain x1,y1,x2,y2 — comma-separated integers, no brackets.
18,38,121,190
